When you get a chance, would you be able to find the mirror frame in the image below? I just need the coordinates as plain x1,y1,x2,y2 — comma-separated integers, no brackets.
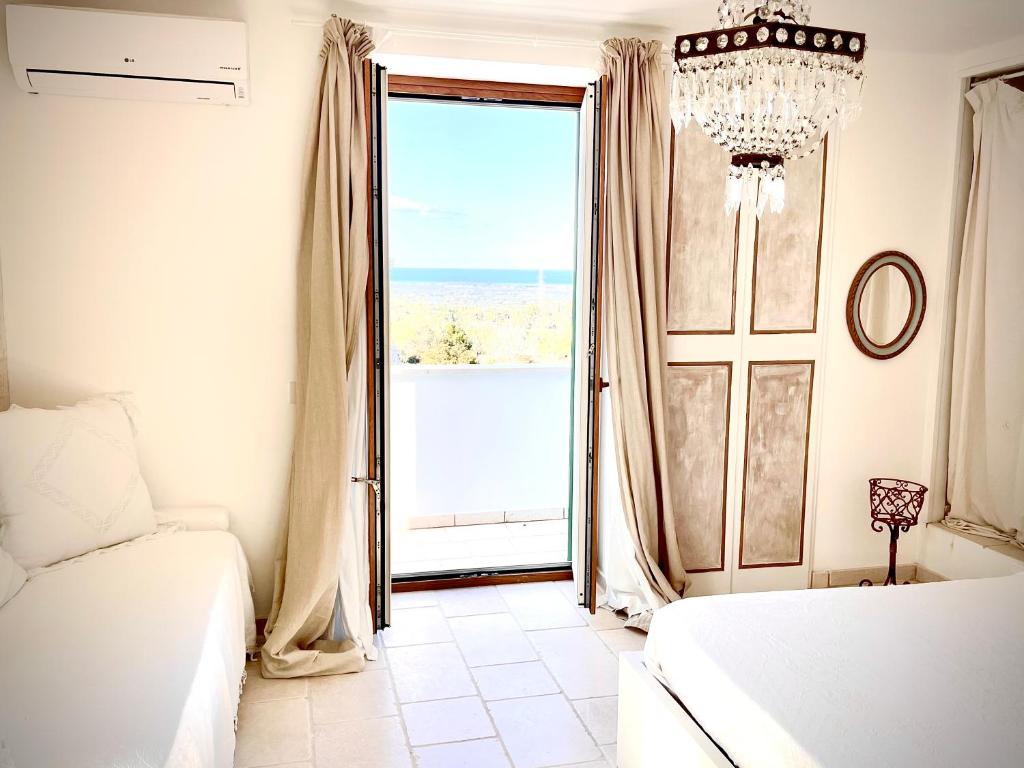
846,250,926,360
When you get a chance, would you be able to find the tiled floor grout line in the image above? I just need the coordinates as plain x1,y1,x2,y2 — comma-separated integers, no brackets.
521,629,613,762
305,690,317,768
511,582,614,766
241,583,631,768
378,629,417,767
388,586,524,765
439,590,519,766
546,582,632,760
504,588,591,766
404,582,610,766
430,588,512,758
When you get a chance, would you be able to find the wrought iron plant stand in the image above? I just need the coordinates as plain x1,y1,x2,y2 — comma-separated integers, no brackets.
859,478,928,587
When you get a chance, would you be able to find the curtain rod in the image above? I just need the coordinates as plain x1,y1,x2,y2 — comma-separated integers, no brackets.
289,15,672,55
970,66,1024,86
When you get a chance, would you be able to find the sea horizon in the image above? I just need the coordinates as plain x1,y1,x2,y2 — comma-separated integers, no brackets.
390,267,574,285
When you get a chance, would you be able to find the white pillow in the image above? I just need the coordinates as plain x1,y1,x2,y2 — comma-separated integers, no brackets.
0,546,26,609
0,395,157,569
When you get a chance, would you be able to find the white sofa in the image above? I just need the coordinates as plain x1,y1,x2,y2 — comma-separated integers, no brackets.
0,507,256,768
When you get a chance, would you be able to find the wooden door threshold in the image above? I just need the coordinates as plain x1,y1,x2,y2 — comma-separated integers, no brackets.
393,564,572,592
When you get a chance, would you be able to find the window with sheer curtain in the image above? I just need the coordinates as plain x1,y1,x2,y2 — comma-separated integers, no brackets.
945,74,1024,549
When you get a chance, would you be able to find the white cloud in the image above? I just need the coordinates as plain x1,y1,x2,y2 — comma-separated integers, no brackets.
389,195,432,214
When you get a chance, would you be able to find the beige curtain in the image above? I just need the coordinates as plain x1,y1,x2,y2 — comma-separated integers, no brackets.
601,39,686,629
261,18,374,678
946,80,1024,548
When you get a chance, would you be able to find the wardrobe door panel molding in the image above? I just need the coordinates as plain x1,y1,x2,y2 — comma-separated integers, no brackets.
666,131,833,597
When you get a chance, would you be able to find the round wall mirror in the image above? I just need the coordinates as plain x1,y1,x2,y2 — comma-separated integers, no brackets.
846,251,926,360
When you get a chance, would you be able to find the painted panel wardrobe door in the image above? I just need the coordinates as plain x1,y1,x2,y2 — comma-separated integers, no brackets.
666,125,830,597
666,363,732,573
750,147,827,334
665,126,743,597
738,362,814,568
735,145,828,594
667,122,739,334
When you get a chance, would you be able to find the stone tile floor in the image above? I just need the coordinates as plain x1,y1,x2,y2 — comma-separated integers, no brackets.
234,581,643,767
392,519,571,575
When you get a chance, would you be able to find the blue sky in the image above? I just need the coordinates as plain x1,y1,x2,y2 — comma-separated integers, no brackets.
387,98,579,272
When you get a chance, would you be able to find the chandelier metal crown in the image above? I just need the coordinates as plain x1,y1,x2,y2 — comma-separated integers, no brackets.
670,1,866,216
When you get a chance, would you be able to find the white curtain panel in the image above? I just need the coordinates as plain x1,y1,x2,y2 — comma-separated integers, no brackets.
335,315,376,660
598,385,667,623
260,18,374,678
946,80,1024,546
600,39,686,630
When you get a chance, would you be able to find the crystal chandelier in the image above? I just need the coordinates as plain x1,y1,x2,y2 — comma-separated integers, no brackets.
670,1,866,216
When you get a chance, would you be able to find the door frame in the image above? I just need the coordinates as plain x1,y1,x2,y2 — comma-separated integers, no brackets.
365,61,389,630
366,72,606,610
580,76,608,611
388,75,585,105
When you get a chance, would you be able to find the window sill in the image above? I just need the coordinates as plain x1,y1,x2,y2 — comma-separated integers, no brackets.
927,521,1024,564
922,521,1024,580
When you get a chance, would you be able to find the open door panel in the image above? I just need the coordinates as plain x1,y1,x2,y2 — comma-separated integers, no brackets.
573,75,607,613
364,60,389,631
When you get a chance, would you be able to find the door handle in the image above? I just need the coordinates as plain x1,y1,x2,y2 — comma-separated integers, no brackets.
352,477,382,521
351,476,381,497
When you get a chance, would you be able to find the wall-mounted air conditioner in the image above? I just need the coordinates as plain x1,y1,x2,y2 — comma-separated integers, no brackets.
6,5,249,105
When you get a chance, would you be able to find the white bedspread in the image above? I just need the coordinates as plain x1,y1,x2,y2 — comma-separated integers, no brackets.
645,574,1024,768
0,531,256,768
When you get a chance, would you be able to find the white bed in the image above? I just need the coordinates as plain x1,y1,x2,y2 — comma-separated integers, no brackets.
0,529,255,768
622,574,1024,768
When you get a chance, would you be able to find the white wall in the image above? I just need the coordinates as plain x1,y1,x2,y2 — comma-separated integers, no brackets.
390,364,572,524
0,0,1006,616
921,525,1024,581
811,49,960,570
0,0,326,615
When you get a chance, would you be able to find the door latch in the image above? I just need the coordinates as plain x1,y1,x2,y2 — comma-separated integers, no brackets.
351,476,381,497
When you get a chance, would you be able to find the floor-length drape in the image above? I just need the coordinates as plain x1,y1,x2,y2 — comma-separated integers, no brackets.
261,18,375,678
946,80,1024,547
600,38,687,629
328,312,376,656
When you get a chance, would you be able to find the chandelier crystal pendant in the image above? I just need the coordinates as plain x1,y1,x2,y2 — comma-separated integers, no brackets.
670,1,866,216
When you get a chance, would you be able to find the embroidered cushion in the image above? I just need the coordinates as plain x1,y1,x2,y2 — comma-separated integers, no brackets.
0,395,156,569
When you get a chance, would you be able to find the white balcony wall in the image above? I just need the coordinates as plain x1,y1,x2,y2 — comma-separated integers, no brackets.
390,363,573,527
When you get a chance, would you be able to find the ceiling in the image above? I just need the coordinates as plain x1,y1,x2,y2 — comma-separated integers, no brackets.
331,0,1024,53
